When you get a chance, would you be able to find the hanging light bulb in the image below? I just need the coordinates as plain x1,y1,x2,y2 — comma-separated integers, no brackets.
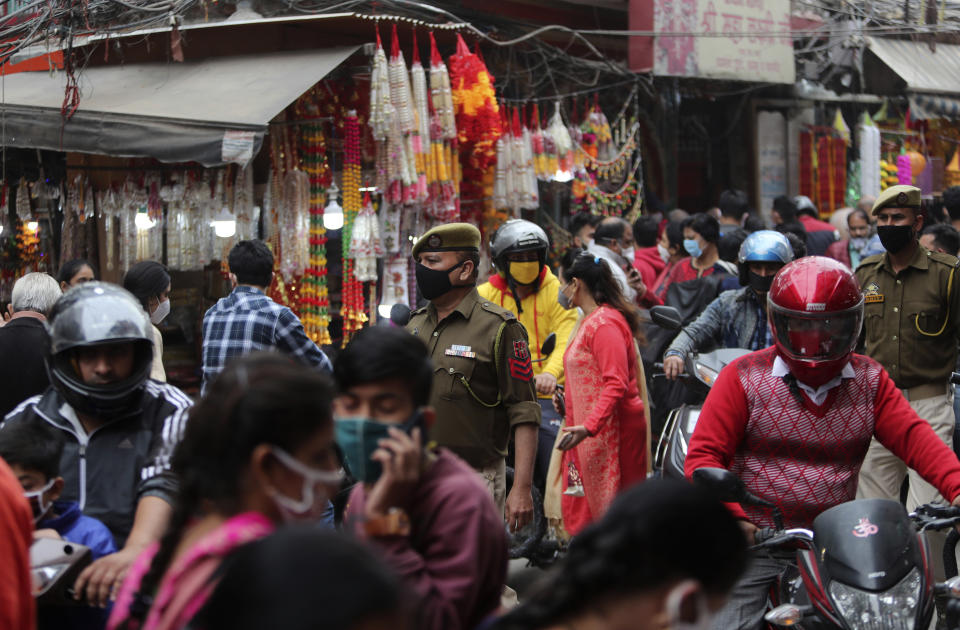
26,220,39,232
323,183,343,230
553,169,573,183
135,208,155,231
210,207,237,238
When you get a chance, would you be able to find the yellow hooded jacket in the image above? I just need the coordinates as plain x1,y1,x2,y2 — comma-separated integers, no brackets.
478,266,578,399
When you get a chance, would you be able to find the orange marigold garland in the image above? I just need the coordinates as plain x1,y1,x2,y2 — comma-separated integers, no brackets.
448,35,501,223
341,111,367,345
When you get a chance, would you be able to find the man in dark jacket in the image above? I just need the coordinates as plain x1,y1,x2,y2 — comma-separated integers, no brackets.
0,272,61,417
2,283,191,608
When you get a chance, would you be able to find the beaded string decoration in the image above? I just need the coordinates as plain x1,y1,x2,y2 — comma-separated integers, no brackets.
301,118,333,345
341,111,367,345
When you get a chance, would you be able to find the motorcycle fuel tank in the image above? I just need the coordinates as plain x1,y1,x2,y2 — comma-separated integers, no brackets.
813,499,919,592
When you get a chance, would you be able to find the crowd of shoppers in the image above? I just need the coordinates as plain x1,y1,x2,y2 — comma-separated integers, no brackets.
5,184,960,630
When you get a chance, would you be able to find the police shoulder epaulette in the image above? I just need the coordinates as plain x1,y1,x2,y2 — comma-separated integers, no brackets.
859,253,884,267
479,300,516,321
928,250,960,268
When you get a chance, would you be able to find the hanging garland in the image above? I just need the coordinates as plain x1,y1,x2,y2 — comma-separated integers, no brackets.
341,111,367,346
301,119,333,346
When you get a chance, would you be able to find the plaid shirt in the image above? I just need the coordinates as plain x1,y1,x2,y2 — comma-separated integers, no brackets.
201,286,331,394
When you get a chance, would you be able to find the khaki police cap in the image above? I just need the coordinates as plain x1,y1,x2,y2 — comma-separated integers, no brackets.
872,185,921,216
412,223,481,258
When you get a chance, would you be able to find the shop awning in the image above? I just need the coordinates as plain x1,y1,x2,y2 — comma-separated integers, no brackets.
910,93,960,120
865,36,960,97
0,46,358,166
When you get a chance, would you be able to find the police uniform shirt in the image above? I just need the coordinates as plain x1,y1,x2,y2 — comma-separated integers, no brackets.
407,287,541,469
856,244,960,390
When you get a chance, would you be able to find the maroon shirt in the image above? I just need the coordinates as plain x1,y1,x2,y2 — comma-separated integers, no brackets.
347,449,508,630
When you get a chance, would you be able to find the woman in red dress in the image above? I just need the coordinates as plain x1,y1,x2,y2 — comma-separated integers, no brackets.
556,252,647,535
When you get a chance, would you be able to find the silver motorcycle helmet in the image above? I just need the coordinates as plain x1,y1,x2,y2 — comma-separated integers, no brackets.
45,282,154,419
489,219,549,283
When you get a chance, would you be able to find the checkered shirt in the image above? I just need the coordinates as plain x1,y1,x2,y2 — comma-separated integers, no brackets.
201,286,331,394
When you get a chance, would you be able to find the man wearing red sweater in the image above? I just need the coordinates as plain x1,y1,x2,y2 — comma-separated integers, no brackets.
685,257,960,630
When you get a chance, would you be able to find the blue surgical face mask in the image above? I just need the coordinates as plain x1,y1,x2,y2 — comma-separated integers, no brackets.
683,238,702,258
334,411,426,484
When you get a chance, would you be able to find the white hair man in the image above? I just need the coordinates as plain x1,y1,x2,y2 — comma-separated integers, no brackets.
0,272,61,417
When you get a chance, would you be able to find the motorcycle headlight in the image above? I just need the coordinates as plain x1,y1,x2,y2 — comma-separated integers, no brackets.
828,567,921,630
32,563,69,595
695,362,718,386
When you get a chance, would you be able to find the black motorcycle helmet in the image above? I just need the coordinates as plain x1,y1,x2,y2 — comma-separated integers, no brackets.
46,282,154,420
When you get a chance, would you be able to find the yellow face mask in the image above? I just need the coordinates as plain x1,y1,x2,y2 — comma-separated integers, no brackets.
509,261,541,285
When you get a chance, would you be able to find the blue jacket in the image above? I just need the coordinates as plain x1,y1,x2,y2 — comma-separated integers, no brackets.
665,286,772,359
38,500,117,559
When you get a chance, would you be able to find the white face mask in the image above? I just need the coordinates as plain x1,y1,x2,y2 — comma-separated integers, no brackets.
25,479,56,524
657,244,670,264
150,298,170,325
267,447,344,523
665,580,714,630
621,246,636,262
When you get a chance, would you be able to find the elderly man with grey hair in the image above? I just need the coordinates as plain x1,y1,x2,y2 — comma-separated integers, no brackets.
0,272,61,417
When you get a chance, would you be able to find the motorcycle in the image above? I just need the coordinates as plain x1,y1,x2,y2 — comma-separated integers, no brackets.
648,305,751,479
694,467,960,629
31,536,92,606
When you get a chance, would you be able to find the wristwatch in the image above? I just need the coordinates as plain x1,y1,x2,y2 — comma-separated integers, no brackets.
363,508,411,537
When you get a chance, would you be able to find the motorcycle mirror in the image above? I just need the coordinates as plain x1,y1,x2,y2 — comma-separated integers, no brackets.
692,468,748,503
539,332,556,358
650,305,683,331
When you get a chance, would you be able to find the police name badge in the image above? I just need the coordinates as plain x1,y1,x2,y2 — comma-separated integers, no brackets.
445,344,476,358
864,282,884,304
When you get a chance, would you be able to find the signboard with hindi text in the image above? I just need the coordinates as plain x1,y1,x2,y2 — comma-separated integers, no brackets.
654,0,795,84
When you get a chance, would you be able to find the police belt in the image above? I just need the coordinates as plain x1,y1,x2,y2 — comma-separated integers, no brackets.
899,382,950,402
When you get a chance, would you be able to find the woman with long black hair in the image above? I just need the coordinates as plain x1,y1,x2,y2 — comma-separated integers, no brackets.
107,353,340,630
555,252,648,535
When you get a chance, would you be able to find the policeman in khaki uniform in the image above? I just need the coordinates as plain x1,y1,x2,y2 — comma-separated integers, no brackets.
406,223,541,532
856,185,960,509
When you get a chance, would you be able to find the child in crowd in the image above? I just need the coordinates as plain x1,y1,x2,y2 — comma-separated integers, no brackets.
0,419,116,556
0,419,116,630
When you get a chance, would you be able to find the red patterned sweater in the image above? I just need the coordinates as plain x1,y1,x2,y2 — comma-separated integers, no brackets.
685,347,960,529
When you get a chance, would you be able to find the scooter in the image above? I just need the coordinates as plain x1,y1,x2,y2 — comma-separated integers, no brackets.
31,536,92,606
648,305,751,479
694,467,960,629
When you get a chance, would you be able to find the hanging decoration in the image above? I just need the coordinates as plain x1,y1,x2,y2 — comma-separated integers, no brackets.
547,102,574,175
859,114,881,198
350,192,384,282
300,119,333,346
409,30,431,203
493,107,538,213
427,31,460,221
341,111,367,345
449,34,501,222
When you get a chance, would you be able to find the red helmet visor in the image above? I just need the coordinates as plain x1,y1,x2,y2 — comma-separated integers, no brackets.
769,301,863,363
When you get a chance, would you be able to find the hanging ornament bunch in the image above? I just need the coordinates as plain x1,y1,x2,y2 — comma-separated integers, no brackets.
341,111,367,345
426,32,460,221
409,30,431,203
299,120,333,345
448,34,502,221
584,96,614,161
493,107,539,213
530,105,554,180
350,192,384,282
547,102,574,174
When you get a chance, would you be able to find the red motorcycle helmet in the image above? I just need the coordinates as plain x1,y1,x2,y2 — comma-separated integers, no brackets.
767,256,864,388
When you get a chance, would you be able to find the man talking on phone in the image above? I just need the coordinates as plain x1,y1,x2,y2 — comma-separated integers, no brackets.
588,217,649,305
337,326,508,630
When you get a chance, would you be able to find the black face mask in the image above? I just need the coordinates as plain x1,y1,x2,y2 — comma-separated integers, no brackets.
415,260,465,300
877,225,915,254
748,271,774,295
